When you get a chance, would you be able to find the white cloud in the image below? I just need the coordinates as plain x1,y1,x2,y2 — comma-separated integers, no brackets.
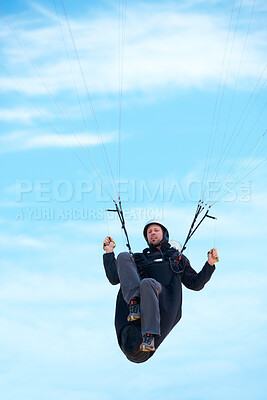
25,132,114,149
0,107,45,123
0,273,108,302
0,3,266,97
0,234,45,248
0,130,116,153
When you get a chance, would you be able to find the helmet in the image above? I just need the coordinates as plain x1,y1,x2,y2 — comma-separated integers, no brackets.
143,219,169,243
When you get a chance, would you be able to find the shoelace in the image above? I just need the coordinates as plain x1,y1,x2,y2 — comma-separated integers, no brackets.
143,335,154,345
129,304,139,314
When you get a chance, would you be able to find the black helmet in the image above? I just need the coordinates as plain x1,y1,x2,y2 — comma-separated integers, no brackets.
143,219,169,244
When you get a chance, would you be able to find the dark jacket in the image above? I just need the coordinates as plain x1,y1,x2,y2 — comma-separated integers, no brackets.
103,242,215,363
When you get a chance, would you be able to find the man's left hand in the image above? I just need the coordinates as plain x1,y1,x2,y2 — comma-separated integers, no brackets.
207,248,219,266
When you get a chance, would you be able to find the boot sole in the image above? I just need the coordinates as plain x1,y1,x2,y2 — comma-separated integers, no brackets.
140,344,155,352
127,314,141,322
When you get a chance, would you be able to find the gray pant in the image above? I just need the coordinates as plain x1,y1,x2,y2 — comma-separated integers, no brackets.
117,252,162,336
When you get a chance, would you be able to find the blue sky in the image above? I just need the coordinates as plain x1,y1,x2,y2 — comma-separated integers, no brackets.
0,1,266,399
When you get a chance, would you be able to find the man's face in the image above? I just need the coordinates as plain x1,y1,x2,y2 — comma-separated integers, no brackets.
147,224,163,246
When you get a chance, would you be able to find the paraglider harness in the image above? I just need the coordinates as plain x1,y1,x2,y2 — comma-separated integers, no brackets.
132,242,185,284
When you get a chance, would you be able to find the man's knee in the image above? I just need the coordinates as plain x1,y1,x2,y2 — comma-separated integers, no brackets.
117,251,133,264
140,278,162,295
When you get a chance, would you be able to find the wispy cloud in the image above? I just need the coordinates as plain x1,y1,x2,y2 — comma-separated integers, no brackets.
0,234,45,248
0,107,44,123
0,130,116,153
25,132,115,149
0,273,107,302
0,2,266,98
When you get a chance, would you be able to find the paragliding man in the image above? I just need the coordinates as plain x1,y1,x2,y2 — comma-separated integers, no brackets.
103,220,219,363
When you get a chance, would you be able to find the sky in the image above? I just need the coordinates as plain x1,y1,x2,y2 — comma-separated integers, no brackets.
0,0,266,399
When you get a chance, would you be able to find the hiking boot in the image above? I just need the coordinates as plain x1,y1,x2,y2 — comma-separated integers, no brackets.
127,298,141,322
140,333,155,352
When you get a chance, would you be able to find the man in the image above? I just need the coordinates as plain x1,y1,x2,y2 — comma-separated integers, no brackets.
103,220,219,363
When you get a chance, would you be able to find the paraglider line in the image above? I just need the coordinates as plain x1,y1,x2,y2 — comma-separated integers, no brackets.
181,202,217,253
106,198,132,253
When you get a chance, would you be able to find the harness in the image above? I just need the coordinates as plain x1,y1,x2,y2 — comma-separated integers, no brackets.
133,246,184,286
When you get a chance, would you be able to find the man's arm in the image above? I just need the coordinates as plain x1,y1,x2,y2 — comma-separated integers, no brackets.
103,236,120,285
181,248,219,291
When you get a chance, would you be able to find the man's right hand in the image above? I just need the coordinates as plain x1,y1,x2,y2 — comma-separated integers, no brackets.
103,236,116,253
